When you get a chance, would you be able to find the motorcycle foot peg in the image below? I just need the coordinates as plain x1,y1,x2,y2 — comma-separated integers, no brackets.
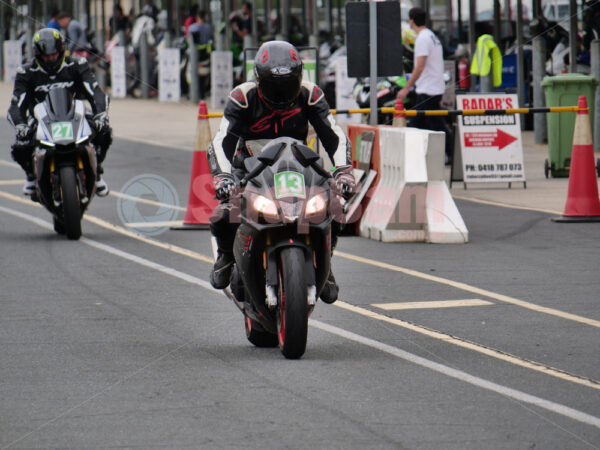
307,285,317,306
265,285,278,309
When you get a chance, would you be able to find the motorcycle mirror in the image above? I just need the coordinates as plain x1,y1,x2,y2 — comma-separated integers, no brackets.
291,143,320,166
257,142,286,166
241,162,266,187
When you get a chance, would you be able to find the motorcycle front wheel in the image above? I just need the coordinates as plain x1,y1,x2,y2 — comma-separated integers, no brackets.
59,166,82,240
277,247,308,359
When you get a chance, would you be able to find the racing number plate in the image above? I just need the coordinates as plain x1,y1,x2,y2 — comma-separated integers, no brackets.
274,171,306,199
51,122,74,140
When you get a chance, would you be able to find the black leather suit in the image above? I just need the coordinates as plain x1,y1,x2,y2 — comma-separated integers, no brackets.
207,80,352,251
8,56,112,174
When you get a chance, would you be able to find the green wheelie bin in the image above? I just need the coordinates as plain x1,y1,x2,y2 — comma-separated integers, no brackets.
541,74,596,178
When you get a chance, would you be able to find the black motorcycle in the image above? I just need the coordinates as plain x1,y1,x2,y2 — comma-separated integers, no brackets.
218,137,340,359
32,87,99,239
352,76,415,125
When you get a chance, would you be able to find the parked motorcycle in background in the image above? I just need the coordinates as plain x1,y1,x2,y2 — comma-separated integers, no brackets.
352,76,415,124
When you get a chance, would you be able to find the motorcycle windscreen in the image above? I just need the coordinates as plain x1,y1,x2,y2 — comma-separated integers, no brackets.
46,87,75,121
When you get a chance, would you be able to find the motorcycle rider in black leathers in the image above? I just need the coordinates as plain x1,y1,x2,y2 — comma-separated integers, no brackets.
207,40,355,304
8,28,112,196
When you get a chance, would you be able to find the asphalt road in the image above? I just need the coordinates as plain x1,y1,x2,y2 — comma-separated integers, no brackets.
1,121,599,449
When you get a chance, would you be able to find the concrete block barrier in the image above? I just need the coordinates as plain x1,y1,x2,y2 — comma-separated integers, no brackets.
358,127,468,244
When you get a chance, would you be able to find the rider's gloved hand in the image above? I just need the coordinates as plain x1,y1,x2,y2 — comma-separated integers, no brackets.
15,123,32,141
92,112,110,134
213,173,236,201
332,165,356,200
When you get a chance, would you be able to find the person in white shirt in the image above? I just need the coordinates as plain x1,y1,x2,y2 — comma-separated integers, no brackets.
397,7,452,163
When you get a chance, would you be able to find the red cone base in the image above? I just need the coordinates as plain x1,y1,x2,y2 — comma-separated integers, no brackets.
170,151,218,230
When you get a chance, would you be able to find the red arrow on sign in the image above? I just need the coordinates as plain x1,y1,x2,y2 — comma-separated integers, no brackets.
464,129,518,150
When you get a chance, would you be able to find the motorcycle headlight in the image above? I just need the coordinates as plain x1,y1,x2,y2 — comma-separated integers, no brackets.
305,193,327,216
252,195,278,218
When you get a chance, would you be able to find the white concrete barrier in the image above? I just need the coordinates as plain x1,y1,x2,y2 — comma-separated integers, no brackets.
359,127,468,243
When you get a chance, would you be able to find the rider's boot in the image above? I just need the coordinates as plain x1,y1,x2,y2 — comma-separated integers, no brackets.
320,230,340,304
320,270,339,304
210,250,235,289
95,164,109,197
22,172,36,196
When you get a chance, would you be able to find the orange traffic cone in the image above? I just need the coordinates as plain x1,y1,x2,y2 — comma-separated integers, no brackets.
553,96,600,222
392,95,407,128
171,102,218,230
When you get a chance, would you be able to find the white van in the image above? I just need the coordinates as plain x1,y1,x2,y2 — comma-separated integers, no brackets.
542,0,582,24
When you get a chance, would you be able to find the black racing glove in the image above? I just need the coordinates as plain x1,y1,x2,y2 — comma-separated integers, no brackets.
213,173,236,201
332,165,356,200
92,112,110,134
15,123,32,141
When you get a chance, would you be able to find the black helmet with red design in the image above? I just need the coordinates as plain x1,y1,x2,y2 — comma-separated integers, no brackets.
254,40,303,110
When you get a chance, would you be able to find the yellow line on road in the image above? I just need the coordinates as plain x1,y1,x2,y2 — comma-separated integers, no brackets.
336,301,600,390
0,160,20,168
1,187,597,329
335,250,600,329
109,191,187,212
373,299,493,310
2,188,599,390
83,215,214,264
126,221,184,228
0,179,24,185
0,190,213,264
452,194,562,216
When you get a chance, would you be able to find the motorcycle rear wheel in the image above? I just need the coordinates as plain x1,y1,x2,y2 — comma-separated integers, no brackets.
277,247,308,359
60,166,82,240
245,317,278,348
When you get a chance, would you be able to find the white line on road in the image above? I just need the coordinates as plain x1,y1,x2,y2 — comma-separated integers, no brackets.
310,320,600,429
373,299,493,310
1,202,599,430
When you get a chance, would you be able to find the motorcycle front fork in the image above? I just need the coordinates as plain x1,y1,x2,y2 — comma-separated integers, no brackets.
50,156,88,206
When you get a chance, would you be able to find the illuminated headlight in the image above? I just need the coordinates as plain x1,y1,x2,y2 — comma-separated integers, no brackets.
305,193,327,216
76,136,89,145
252,195,278,218
40,140,55,147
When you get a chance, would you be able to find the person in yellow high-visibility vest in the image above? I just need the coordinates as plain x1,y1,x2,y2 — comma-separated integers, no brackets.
470,34,503,89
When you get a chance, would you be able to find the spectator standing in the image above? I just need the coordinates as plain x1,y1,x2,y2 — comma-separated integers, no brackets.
47,9,61,31
184,4,199,37
56,11,92,54
229,2,252,45
131,5,156,49
109,4,131,41
397,7,452,163
188,10,212,46
188,10,212,99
